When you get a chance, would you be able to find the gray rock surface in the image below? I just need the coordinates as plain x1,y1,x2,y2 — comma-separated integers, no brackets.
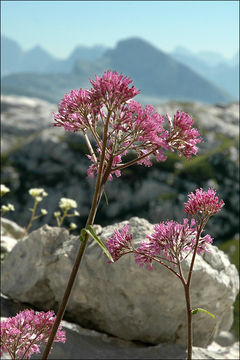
1,217,25,239
0,218,25,256
1,95,58,153
1,295,239,359
1,218,239,347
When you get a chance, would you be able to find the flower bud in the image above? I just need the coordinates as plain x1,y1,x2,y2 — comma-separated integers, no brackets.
7,204,15,211
70,223,77,230
0,184,10,197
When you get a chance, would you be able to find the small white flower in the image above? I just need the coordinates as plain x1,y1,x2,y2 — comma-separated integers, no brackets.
54,211,61,217
29,188,48,198
7,204,15,211
59,198,77,211
41,209,48,215
70,222,77,230
1,203,15,212
1,205,9,212
73,210,80,216
0,184,10,197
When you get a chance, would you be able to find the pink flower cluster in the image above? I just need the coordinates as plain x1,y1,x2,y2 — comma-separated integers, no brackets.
53,89,93,132
89,70,140,105
0,309,66,359
134,219,213,270
167,111,202,159
106,189,224,270
53,70,203,181
106,225,133,261
184,188,225,217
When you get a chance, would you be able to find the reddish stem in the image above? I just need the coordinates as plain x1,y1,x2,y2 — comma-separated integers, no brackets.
41,110,113,360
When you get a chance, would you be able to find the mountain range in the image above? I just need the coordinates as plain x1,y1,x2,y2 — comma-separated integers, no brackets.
1,35,238,104
1,35,107,75
171,46,238,99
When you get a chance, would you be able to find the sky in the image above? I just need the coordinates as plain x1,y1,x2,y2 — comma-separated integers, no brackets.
1,1,239,60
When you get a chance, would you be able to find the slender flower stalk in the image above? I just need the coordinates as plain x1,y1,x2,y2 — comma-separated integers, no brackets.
54,197,79,228
106,188,224,360
24,189,48,235
42,70,203,359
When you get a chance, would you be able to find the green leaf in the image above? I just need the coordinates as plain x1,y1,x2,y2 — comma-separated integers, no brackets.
191,308,215,319
192,308,216,345
79,226,114,262
103,190,109,205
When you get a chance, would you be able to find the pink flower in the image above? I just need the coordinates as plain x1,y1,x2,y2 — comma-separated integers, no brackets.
134,240,154,270
0,309,66,359
53,88,95,132
106,225,133,261
134,219,213,270
184,188,225,217
127,101,168,149
90,70,140,106
166,111,203,159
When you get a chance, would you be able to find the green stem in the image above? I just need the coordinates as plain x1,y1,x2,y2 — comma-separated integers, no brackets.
24,199,38,235
59,210,68,227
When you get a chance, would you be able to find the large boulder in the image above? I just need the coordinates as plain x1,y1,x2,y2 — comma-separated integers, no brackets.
1,218,239,347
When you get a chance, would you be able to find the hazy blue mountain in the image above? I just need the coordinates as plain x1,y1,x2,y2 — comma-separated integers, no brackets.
197,50,239,67
1,36,23,76
1,36,58,75
173,46,238,67
171,47,239,98
45,45,107,73
2,37,234,104
68,45,107,63
1,35,107,75
1,72,91,103
99,37,232,103
20,46,57,72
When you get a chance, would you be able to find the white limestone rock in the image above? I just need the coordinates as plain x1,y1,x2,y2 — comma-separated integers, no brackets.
1,218,239,347
0,218,25,255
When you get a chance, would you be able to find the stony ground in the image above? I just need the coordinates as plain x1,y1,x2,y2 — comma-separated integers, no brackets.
1,96,239,243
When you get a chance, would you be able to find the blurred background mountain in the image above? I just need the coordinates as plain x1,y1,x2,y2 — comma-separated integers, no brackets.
1,35,238,104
